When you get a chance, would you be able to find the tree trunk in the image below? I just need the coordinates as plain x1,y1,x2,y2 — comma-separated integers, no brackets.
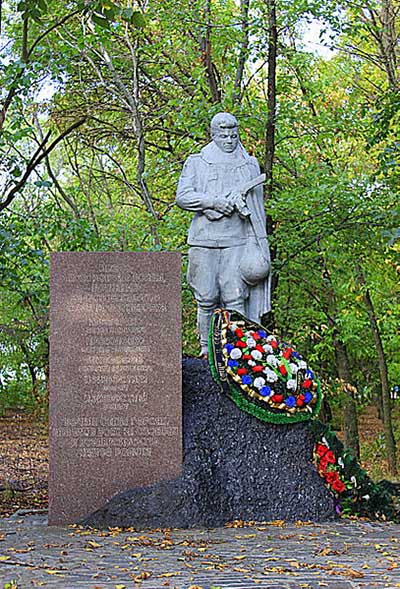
263,0,278,329
334,337,360,459
199,0,221,103
358,268,397,475
264,0,277,199
233,0,250,104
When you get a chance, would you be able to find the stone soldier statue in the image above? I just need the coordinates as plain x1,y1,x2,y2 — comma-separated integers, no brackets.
176,112,271,356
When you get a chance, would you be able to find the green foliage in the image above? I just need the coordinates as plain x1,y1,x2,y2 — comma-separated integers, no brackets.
0,0,398,429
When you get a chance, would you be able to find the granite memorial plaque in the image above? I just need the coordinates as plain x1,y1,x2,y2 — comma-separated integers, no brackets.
49,252,182,525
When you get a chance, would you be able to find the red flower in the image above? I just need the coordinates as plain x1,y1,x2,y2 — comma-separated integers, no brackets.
325,450,336,464
237,368,247,376
235,328,244,338
255,344,264,353
252,365,264,373
242,354,252,360
315,443,328,457
302,379,312,389
325,471,338,484
332,479,346,493
319,458,328,472
236,340,247,348
278,364,287,376
283,347,292,359
271,394,283,403
252,332,261,340
296,398,304,407
270,340,278,349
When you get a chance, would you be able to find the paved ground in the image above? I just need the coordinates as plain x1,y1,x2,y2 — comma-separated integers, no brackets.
0,512,399,589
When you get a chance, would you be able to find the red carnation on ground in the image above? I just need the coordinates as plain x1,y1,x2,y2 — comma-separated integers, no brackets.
319,458,329,472
315,443,328,457
235,328,244,338
278,364,287,376
325,471,338,484
325,450,336,464
332,479,346,493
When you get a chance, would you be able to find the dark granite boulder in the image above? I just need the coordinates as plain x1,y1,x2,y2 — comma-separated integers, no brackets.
82,358,336,528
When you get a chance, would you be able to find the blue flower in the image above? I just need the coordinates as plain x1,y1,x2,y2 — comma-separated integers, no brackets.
291,351,301,359
258,330,267,338
224,343,234,353
260,385,272,396
228,359,238,368
304,391,313,403
305,369,314,379
285,396,296,408
242,375,252,385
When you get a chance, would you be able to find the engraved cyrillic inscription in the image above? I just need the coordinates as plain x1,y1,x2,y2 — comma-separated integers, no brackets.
49,252,181,525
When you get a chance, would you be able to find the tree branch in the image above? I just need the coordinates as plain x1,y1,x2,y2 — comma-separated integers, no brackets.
0,118,86,212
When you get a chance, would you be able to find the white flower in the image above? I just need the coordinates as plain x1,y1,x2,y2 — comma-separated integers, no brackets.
338,457,345,468
251,349,263,361
263,344,273,354
351,476,357,487
362,495,370,500
267,335,276,343
299,360,307,370
266,354,278,366
248,360,256,366
286,379,297,390
246,337,256,348
230,324,238,332
230,348,242,360
254,377,266,389
322,436,329,447
264,368,278,382
289,363,299,374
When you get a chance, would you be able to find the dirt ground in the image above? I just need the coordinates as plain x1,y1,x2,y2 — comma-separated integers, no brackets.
0,409,48,517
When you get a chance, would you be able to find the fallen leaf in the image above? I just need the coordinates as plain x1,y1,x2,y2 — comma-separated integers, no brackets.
131,571,152,582
87,540,102,548
345,569,364,579
317,547,340,556
45,570,64,576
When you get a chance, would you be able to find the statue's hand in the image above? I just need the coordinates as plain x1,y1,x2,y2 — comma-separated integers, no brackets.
232,192,251,218
213,193,235,216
